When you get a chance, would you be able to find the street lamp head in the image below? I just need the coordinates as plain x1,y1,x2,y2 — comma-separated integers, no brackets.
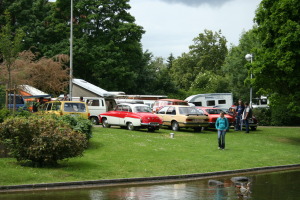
245,54,253,62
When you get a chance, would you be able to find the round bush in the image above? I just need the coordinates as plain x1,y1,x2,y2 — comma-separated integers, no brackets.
0,115,87,166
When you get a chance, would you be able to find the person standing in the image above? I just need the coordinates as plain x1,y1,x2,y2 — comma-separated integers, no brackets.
243,102,251,133
235,100,245,131
62,93,69,101
215,112,229,150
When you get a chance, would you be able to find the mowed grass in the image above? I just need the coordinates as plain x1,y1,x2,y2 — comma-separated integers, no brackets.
0,126,300,186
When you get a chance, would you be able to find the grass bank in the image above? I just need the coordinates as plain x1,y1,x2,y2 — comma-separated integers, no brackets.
0,127,299,186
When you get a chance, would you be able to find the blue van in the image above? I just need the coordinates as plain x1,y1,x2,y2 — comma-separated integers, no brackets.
8,94,26,110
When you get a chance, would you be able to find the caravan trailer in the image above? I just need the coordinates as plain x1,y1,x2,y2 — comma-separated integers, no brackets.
185,93,233,109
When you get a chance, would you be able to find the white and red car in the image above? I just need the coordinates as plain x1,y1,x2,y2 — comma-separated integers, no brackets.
99,103,163,131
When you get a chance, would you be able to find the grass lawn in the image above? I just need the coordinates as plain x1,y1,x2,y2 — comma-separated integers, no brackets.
0,126,299,186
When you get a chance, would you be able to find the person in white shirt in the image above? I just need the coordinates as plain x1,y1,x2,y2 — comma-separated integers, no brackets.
242,102,250,133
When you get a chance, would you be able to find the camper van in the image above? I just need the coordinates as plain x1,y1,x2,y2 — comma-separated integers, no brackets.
73,97,116,124
185,93,233,110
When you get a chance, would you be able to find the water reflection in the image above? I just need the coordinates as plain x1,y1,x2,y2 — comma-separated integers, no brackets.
1,169,299,200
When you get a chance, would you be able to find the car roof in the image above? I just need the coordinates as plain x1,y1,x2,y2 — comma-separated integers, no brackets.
46,101,85,103
156,99,187,102
118,103,148,107
196,107,222,109
164,105,193,108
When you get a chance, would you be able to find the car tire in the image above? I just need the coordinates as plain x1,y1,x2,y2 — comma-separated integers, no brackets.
148,127,155,132
194,127,202,132
127,122,135,131
171,121,179,131
102,118,111,128
251,126,257,131
90,117,99,125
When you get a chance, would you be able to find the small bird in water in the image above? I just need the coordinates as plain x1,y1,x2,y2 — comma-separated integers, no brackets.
236,182,251,197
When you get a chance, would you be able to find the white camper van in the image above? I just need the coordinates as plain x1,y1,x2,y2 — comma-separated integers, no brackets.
73,97,116,124
185,93,233,110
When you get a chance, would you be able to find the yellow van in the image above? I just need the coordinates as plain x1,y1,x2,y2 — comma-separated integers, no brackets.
40,101,90,119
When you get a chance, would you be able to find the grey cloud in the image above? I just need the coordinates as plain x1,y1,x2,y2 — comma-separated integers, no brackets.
159,0,234,7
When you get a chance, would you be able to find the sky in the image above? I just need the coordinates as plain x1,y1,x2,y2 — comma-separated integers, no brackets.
129,0,262,58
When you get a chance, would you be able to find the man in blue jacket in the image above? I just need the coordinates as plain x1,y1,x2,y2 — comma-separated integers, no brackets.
215,112,229,150
235,100,245,131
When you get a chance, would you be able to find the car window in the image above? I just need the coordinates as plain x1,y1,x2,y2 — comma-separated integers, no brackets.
166,107,176,115
51,102,61,110
46,103,52,111
115,105,122,111
179,107,201,115
206,109,222,114
64,103,86,112
9,96,24,104
157,106,168,114
122,105,131,112
197,109,205,115
134,106,151,113
87,99,101,107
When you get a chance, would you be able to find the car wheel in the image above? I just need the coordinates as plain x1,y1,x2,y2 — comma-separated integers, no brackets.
171,121,179,131
194,127,202,132
90,117,99,125
148,127,155,132
251,126,257,131
102,118,111,128
127,122,135,131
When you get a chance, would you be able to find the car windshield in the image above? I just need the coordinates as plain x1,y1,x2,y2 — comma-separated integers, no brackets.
64,103,86,112
133,106,152,113
179,107,201,115
8,96,24,104
206,109,223,114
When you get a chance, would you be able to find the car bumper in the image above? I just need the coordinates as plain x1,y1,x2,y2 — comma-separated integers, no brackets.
141,122,162,128
180,122,209,128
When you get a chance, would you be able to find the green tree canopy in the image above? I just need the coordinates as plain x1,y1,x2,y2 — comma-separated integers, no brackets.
171,30,228,92
254,0,300,117
1,0,149,94
222,28,261,103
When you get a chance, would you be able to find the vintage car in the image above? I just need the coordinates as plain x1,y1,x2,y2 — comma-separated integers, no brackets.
39,101,90,119
99,103,163,131
196,107,235,129
152,99,189,113
155,105,209,132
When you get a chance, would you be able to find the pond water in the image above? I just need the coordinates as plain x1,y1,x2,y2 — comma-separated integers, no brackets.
1,169,300,200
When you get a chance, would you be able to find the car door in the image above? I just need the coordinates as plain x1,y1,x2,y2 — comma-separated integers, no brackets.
156,106,170,126
164,106,177,126
106,105,122,125
118,105,131,125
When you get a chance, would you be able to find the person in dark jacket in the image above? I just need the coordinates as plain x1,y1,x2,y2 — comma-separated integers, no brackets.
235,100,245,131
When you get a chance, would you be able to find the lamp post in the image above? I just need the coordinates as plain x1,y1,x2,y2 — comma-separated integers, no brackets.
245,54,253,107
69,0,73,100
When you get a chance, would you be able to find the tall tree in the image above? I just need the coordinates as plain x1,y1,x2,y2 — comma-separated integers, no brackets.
1,0,148,94
51,0,146,93
254,0,300,120
171,30,228,91
189,29,228,73
222,28,261,103
0,11,24,91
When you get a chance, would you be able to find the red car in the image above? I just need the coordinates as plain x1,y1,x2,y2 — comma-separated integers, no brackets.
196,107,235,129
99,103,163,131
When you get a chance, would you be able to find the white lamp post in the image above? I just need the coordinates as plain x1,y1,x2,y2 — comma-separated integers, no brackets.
245,54,253,107
69,0,73,100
